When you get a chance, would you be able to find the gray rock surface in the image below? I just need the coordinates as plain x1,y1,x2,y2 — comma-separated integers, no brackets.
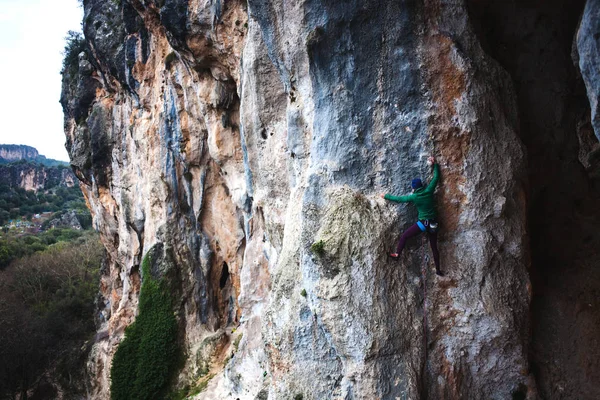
0,145,39,162
61,0,600,399
578,0,600,142
0,161,76,192
46,210,83,230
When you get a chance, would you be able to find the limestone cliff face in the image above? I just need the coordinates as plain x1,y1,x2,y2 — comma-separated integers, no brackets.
0,144,68,167
62,0,599,399
0,145,39,162
0,162,76,192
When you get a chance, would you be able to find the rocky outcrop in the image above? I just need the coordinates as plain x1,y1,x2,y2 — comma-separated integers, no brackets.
0,144,68,166
62,0,600,399
468,2,600,398
45,210,83,230
0,144,39,162
0,145,75,191
575,0,600,176
0,162,76,192
578,0,600,142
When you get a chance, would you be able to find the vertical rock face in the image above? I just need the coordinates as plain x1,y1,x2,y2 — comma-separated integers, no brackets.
0,145,39,162
578,0,600,142
576,0,600,175
468,1,600,398
244,1,530,399
0,144,70,166
0,162,76,192
61,0,598,399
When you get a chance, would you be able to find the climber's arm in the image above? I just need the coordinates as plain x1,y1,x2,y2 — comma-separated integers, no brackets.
424,163,440,194
384,193,415,203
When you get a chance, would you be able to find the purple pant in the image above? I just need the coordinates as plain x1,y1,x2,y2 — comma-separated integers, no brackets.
396,222,440,270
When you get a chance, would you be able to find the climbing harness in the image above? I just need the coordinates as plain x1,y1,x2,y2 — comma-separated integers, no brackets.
417,219,439,234
428,221,439,233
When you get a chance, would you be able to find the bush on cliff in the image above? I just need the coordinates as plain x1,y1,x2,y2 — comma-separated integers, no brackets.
62,30,86,77
110,250,179,400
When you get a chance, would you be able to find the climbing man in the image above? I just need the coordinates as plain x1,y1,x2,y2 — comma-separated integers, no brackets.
380,156,443,276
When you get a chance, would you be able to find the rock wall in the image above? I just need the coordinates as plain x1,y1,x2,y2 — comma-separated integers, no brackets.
0,162,76,192
61,0,599,399
0,144,39,162
578,0,600,143
0,144,67,166
468,1,600,398
576,0,600,176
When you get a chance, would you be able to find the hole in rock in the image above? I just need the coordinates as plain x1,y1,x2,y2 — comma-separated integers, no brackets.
219,262,230,289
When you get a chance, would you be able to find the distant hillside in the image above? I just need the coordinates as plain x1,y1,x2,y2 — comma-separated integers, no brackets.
0,144,68,167
0,173,87,226
0,153,85,228
0,161,76,192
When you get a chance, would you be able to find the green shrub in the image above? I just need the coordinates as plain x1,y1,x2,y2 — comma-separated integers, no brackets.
75,212,93,230
111,249,180,400
300,289,307,297
57,228,82,242
310,240,325,256
62,31,86,77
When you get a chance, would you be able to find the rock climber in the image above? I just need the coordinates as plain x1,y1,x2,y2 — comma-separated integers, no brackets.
380,156,443,276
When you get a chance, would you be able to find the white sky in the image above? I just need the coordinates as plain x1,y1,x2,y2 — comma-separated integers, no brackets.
0,0,82,161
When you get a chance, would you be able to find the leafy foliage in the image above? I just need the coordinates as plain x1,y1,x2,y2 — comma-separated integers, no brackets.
310,240,326,256
0,160,92,269
0,175,87,226
0,228,85,269
111,250,180,400
62,30,86,77
0,233,103,398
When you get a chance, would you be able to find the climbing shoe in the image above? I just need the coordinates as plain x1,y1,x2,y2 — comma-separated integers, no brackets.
436,269,444,277
388,253,399,260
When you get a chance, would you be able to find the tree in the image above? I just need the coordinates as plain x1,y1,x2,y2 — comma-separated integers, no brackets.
62,31,86,76
0,233,103,398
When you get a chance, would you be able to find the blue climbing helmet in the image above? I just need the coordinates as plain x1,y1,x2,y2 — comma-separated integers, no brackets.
411,178,423,189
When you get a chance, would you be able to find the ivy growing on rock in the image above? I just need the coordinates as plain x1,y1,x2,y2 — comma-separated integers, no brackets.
110,247,180,400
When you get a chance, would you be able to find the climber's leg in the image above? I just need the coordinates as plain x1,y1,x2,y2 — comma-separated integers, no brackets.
427,231,443,275
391,223,422,258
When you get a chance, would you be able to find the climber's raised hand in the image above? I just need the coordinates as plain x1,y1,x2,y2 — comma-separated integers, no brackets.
427,156,435,165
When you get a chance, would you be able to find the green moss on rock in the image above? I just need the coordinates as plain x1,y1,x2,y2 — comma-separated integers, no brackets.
110,245,180,400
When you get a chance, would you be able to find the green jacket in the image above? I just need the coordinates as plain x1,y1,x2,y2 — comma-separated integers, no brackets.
384,163,440,220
